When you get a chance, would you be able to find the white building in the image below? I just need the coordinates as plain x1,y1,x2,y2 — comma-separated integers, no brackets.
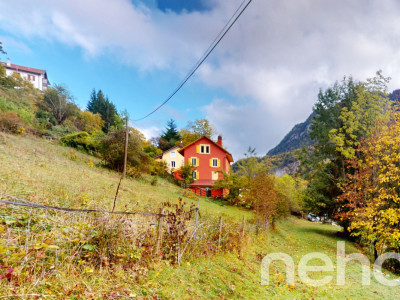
1,59,49,91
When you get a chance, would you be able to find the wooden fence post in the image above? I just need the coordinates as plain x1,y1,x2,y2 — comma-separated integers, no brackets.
155,208,164,259
218,216,223,249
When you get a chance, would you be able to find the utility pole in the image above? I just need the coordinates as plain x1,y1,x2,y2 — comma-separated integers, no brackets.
122,116,129,178
112,115,129,212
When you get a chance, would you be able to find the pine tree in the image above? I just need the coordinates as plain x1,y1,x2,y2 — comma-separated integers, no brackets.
87,89,120,132
159,119,181,150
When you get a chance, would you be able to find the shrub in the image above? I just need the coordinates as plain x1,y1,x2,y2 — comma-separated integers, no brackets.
61,131,99,153
0,112,26,134
99,128,148,172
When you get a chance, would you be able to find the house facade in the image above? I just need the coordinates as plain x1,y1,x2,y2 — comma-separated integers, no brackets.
153,144,184,173
1,60,49,91
178,135,233,199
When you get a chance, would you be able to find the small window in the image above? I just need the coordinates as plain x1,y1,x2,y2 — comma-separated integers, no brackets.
191,158,197,166
192,171,197,179
212,159,218,167
212,171,218,180
200,144,210,154
171,161,176,168
171,151,176,158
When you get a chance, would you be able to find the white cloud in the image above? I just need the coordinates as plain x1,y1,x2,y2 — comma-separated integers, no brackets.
2,0,400,157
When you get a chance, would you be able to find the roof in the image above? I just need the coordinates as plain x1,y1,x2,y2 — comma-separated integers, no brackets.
178,136,234,163
1,62,47,77
153,144,183,159
189,180,215,187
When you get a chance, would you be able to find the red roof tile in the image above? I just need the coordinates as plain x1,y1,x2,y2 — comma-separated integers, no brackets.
1,62,47,75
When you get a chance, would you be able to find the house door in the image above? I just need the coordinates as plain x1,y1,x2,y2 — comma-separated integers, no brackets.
206,188,211,198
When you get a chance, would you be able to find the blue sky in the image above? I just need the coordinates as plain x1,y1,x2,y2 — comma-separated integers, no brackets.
1,0,400,159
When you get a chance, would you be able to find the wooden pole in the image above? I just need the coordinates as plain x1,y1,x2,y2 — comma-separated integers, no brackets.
218,216,223,249
155,208,164,259
122,116,129,178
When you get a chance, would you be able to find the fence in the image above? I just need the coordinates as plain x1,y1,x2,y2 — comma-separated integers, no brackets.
0,192,262,288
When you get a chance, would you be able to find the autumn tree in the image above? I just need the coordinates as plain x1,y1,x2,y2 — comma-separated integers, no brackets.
338,107,400,258
245,173,289,229
301,72,392,225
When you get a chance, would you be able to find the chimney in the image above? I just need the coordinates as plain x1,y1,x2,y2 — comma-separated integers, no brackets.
217,135,223,147
6,58,10,67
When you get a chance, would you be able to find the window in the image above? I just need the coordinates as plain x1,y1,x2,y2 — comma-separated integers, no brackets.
171,161,176,168
191,158,197,166
192,171,197,180
171,151,176,158
212,158,218,167
199,144,210,154
212,171,218,180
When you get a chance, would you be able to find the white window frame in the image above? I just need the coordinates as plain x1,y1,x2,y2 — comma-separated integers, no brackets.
192,171,197,180
212,158,218,167
200,144,210,154
191,158,197,166
171,160,176,168
170,151,176,157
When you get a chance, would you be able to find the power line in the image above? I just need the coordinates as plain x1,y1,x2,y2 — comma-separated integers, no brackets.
134,0,253,122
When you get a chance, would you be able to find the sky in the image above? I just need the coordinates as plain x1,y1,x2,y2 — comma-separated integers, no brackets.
1,0,400,160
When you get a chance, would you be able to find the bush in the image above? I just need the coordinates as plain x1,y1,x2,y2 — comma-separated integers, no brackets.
61,131,99,153
0,112,26,134
99,129,148,172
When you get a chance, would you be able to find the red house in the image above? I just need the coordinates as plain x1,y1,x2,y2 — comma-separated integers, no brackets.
177,135,233,199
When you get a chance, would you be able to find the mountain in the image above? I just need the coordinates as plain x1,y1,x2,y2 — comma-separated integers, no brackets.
267,113,315,156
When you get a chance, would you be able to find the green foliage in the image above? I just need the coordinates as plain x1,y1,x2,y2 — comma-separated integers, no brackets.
99,128,148,172
189,118,217,139
275,174,306,213
301,72,391,221
61,131,99,153
159,119,181,151
68,110,104,134
87,89,120,133
179,162,195,187
40,84,79,125
214,171,245,206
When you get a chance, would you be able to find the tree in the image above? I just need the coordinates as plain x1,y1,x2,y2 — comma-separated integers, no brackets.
300,72,392,226
189,118,217,139
159,119,181,151
235,147,268,179
244,173,289,229
41,84,78,124
87,89,120,132
337,107,400,257
99,128,148,172
0,41,6,55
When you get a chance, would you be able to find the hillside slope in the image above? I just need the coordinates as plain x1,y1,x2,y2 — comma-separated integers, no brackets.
0,134,398,298
267,113,314,156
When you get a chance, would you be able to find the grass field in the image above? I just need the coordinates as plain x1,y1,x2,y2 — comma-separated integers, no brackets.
0,133,399,299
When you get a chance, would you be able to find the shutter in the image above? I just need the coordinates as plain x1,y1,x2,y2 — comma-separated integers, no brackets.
196,145,200,153
209,158,212,167
197,171,199,179
189,157,193,166
217,158,221,167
